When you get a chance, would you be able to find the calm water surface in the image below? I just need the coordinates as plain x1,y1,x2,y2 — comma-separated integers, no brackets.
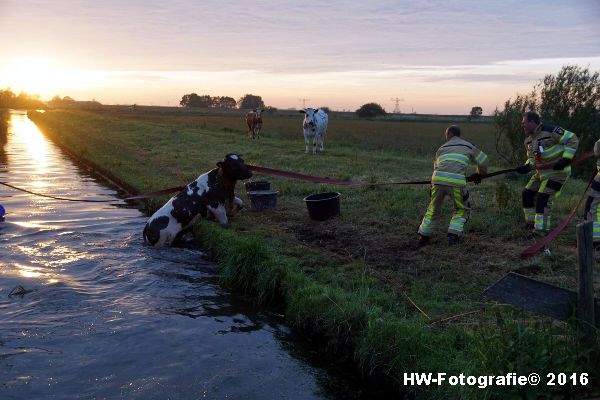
0,111,363,399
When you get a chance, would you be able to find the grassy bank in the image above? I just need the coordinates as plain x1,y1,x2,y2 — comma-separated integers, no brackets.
28,109,599,398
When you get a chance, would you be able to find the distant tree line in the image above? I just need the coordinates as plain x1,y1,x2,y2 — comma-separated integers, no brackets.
48,95,76,108
0,89,47,110
180,93,236,108
180,93,266,110
48,95,102,109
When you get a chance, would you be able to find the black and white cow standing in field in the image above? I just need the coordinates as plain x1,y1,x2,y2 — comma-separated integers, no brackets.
143,153,253,247
300,108,328,154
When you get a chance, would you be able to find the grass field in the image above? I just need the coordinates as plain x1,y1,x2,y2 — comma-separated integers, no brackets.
28,108,598,398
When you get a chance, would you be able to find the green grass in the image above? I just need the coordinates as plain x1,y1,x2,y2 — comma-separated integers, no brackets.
28,108,600,398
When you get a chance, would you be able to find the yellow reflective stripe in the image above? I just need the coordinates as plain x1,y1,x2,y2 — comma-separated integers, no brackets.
419,219,433,234
475,151,487,164
560,130,574,145
524,208,535,222
593,222,600,240
543,144,563,158
563,147,576,158
452,188,466,217
433,171,465,180
525,174,541,190
438,153,469,165
538,166,571,178
431,171,466,186
419,187,438,235
534,214,545,230
432,177,465,186
449,221,465,232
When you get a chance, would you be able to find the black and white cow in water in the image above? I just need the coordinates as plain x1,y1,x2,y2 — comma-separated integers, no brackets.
300,108,328,154
143,153,253,247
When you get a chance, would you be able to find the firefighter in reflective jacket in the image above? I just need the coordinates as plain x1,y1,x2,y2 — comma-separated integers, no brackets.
417,125,488,247
584,138,600,251
516,111,579,235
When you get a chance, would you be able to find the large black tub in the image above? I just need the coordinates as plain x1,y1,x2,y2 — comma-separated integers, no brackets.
303,192,341,221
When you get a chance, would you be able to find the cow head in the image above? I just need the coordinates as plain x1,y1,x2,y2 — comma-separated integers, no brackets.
300,108,318,130
254,108,264,126
217,153,253,180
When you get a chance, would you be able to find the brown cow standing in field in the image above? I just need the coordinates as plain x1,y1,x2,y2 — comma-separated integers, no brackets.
246,108,264,139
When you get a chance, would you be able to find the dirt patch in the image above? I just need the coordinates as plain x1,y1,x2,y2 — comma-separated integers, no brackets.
285,219,425,269
239,192,581,310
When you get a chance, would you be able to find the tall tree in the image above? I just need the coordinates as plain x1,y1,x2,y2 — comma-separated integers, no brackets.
469,106,483,119
180,93,213,108
0,89,16,109
213,96,237,109
238,94,265,109
494,65,600,174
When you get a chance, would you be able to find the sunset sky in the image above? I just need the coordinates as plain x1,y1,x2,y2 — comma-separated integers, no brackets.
1,0,599,114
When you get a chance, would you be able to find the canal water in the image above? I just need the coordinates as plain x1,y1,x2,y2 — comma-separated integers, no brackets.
0,111,364,399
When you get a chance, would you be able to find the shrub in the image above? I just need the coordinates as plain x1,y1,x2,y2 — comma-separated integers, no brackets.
356,103,387,118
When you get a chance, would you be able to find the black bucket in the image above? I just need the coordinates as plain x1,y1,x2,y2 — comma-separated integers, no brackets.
303,192,341,221
247,190,278,211
245,180,271,192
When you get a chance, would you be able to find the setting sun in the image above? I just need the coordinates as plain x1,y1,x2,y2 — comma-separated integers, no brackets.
0,57,94,98
1,57,63,94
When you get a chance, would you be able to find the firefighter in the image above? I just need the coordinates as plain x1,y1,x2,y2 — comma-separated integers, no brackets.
515,111,579,236
584,138,600,253
417,125,488,247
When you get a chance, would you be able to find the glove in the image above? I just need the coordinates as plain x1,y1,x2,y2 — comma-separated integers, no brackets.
468,173,482,184
516,164,532,174
553,158,572,170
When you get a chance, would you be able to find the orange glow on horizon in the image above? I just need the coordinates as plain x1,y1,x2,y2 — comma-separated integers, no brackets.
1,54,599,114
0,57,93,99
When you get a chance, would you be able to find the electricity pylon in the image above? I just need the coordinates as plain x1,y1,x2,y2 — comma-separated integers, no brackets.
390,97,404,114
298,98,311,109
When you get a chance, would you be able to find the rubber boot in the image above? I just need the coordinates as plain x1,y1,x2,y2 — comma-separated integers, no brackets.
417,234,430,248
594,242,600,261
448,233,460,246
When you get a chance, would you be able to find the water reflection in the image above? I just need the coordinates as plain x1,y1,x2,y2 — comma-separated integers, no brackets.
0,111,368,400
7,112,51,176
0,109,7,166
